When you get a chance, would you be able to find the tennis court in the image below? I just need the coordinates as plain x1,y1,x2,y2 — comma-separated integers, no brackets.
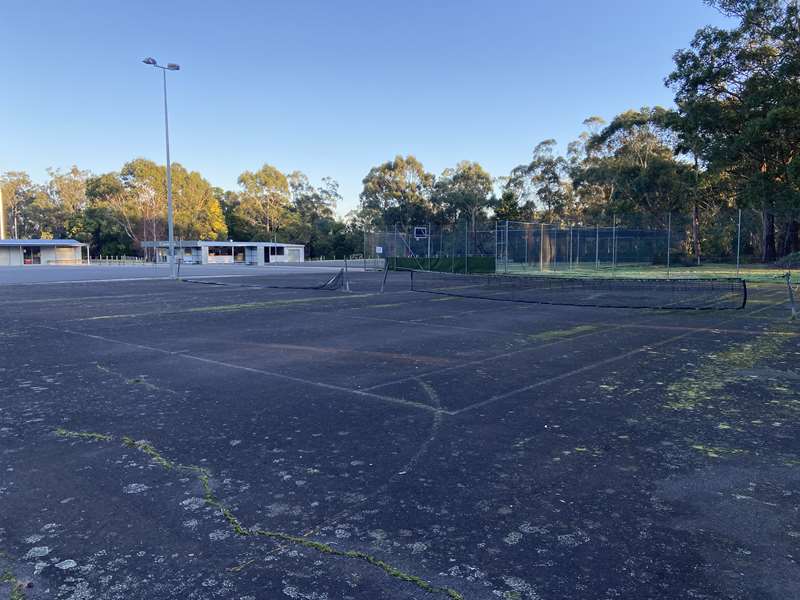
0,268,797,599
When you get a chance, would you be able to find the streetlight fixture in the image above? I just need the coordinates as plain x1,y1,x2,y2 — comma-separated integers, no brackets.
142,56,181,278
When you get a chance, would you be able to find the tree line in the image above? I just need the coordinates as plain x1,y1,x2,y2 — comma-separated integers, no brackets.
2,0,798,262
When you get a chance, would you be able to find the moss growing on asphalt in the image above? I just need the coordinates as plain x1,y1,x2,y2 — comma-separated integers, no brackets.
54,428,113,442
690,443,748,459
55,428,464,600
664,333,789,412
528,324,597,342
1,570,25,600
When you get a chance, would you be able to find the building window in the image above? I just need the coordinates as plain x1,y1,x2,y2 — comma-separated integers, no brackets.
23,247,41,265
269,246,284,256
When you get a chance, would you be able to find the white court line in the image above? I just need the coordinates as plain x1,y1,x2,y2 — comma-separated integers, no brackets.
451,293,790,415
40,326,442,415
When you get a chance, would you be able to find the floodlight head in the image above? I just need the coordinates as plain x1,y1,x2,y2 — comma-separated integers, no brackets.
142,57,157,65
166,63,180,71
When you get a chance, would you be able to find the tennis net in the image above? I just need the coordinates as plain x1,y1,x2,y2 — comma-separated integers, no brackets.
409,270,747,310
181,268,345,291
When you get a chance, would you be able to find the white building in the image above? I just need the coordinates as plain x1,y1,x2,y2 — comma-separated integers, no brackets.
0,239,87,266
141,240,305,266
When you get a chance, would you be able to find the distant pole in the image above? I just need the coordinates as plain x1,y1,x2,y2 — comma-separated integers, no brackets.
736,208,742,277
142,57,180,280
667,211,672,279
576,228,581,267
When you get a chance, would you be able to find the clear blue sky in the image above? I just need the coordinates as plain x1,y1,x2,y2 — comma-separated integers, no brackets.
2,1,732,216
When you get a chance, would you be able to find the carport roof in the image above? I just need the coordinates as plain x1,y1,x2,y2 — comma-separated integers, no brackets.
0,239,84,247
141,240,304,248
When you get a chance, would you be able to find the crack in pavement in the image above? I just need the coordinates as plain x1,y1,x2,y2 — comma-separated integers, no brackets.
54,429,465,600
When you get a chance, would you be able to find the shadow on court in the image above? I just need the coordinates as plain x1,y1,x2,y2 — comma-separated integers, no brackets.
0,269,797,599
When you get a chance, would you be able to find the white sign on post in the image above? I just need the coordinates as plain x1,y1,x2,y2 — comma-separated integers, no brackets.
375,246,383,254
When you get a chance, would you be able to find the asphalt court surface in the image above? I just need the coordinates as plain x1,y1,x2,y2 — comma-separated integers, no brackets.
0,269,798,599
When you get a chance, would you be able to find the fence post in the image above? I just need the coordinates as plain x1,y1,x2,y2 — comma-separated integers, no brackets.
612,215,617,276
667,211,672,279
540,222,544,272
524,223,528,269
504,220,509,274
427,221,431,271
576,228,580,268
553,226,558,271
595,225,599,270
736,209,742,277
495,220,498,273
464,221,468,274
569,225,573,271
393,224,398,271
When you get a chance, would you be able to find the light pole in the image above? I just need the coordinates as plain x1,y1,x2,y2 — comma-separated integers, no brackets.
142,57,180,278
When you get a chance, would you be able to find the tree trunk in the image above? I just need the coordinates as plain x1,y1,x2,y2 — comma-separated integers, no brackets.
786,219,800,254
692,201,701,265
762,208,776,263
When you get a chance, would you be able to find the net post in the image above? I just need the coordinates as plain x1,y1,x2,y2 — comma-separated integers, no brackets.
667,211,671,280
380,258,389,293
343,257,351,292
736,209,742,276
786,272,798,320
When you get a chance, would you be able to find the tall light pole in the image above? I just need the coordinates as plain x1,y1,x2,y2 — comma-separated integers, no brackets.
142,57,180,278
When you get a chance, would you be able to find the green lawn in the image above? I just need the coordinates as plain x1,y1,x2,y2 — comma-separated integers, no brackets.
503,262,798,283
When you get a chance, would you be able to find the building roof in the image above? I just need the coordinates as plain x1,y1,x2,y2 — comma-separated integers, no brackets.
0,239,85,247
141,240,304,248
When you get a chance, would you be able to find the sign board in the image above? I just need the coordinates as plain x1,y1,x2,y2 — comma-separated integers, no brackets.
414,226,428,240
375,246,383,254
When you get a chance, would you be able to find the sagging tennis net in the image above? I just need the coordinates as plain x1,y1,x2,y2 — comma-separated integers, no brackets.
181,268,345,291
409,270,747,310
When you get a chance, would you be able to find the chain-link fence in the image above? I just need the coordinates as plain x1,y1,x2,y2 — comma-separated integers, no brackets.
364,221,496,273
497,220,670,274
497,209,800,280
365,210,800,280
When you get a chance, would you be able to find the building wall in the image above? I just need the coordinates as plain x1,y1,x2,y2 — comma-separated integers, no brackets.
40,247,56,264
0,247,23,266
0,245,81,265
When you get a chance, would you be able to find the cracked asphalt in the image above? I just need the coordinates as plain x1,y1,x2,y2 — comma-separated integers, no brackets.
1,268,798,600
